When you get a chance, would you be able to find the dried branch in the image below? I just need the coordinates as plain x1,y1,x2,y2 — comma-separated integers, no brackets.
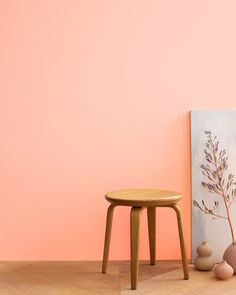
193,200,227,219
193,130,236,243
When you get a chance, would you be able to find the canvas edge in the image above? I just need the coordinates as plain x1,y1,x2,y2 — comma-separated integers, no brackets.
190,110,194,263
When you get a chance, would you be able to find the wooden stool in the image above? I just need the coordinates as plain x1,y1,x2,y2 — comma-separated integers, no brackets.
102,189,189,290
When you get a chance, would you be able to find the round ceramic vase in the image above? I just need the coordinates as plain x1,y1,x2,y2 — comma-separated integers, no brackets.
194,256,215,271
194,242,215,271
223,242,236,274
214,261,234,280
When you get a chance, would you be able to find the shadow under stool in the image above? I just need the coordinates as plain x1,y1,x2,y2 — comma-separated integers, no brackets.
101,189,189,290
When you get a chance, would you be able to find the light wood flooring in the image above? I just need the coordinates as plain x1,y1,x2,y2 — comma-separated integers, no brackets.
0,261,235,294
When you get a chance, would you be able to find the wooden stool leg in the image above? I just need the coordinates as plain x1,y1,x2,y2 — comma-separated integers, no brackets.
147,207,156,265
130,207,143,290
171,204,189,280
102,204,116,273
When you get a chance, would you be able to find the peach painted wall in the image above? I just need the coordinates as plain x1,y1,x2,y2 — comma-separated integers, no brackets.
1,0,236,260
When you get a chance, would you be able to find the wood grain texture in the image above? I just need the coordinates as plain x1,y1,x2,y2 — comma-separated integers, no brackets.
102,204,116,273
171,204,189,280
130,207,143,290
121,264,236,295
105,189,182,207
147,207,156,265
1,262,236,294
0,261,120,295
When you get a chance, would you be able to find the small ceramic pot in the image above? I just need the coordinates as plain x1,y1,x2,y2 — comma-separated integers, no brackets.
194,242,215,271
197,241,213,257
223,242,236,274
194,255,215,271
214,261,234,280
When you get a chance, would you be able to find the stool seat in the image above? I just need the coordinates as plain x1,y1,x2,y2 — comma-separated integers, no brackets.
105,189,182,207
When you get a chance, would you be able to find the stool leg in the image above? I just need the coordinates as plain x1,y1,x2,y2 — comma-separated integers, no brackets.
102,204,116,273
171,204,189,280
130,207,143,290
147,207,156,265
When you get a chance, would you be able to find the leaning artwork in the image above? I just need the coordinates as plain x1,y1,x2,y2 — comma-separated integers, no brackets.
191,111,236,262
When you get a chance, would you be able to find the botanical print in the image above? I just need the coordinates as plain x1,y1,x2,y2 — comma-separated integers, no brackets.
191,111,236,261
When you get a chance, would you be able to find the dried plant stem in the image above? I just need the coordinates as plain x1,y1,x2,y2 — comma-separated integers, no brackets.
223,193,235,243
193,131,236,243
228,196,236,208
210,138,235,243
194,205,227,219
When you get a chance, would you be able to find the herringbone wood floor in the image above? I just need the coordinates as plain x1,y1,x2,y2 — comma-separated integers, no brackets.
0,261,235,294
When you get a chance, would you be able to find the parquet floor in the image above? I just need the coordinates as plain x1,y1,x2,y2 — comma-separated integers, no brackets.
0,261,235,294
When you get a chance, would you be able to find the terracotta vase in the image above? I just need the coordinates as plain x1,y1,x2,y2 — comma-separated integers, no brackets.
223,242,236,274
194,241,216,271
214,261,234,280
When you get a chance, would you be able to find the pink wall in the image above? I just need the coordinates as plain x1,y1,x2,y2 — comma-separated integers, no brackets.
1,0,236,260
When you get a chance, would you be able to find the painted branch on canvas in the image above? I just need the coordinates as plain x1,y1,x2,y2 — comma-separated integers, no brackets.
193,130,236,243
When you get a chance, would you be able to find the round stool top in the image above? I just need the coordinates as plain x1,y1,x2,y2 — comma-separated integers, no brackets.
105,189,182,207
